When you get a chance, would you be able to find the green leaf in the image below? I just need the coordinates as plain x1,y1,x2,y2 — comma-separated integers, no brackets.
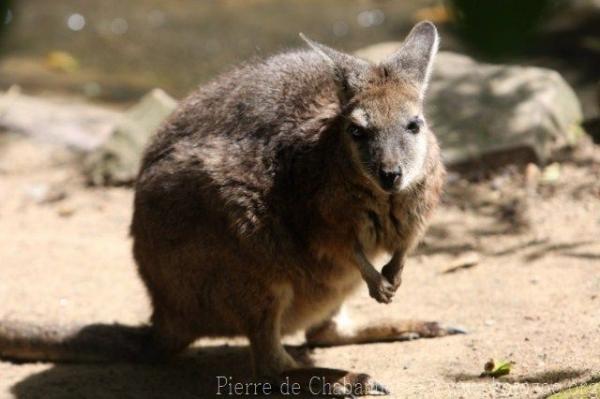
481,359,513,378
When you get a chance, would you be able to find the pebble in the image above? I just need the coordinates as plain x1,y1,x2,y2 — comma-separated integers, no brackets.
24,183,67,204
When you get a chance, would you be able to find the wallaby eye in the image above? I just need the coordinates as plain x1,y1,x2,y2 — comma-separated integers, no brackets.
406,118,422,134
348,124,367,140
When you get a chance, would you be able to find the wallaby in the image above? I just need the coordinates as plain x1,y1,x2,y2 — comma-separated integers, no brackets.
0,21,459,396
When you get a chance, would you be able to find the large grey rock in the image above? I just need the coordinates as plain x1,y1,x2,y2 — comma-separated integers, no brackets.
85,89,177,185
0,86,120,151
355,43,584,166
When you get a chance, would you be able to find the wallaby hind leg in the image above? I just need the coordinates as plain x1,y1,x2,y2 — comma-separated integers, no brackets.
269,307,465,396
305,306,465,347
246,284,299,377
249,295,389,396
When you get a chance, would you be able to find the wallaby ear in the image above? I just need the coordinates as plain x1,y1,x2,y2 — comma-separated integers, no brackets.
382,21,439,96
299,33,370,96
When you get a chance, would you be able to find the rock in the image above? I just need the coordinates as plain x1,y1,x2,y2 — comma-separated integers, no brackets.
0,87,177,185
84,89,177,185
57,206,76,218
355,45,584,167
541,162,561,184
23,183,67,204
0,86,120,151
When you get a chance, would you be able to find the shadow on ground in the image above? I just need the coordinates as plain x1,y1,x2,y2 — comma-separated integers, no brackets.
446,368,588,384
10,345,256,399
9,344,331,399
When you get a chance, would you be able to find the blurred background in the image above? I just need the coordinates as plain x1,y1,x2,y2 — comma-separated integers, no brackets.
1,1,599,398
0,0,598,111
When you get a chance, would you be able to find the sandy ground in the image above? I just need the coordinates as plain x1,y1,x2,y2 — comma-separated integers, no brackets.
0,133,599,399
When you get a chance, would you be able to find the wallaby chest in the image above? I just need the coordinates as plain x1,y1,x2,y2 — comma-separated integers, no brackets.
356,196,408,258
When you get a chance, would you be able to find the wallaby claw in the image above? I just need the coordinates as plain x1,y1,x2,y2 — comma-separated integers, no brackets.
445,326,468,335
367,275,395,304
370,381,391,395
409,322,468,339
331,376,390,397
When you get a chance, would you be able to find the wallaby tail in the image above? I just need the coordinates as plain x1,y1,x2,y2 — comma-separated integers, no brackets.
0,319,155,363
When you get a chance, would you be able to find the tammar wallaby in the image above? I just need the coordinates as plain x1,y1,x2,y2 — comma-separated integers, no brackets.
0,21,459,395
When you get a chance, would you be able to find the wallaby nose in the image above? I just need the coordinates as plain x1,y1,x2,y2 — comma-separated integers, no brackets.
379,168,402,191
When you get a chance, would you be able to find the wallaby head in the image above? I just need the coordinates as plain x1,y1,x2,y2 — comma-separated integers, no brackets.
301,21,439,192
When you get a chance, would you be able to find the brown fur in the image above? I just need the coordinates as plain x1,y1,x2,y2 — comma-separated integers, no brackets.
0,22,445,389
130,23,444,376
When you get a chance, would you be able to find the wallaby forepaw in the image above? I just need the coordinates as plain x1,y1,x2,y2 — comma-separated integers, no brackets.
368,276,395,304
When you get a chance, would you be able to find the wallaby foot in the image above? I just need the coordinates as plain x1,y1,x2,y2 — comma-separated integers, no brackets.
248,284,300,377
252,342,299,377
306,309,465,347
277,367,389,397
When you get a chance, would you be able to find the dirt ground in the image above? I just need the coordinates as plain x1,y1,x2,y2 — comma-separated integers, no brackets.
0,133,599,399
